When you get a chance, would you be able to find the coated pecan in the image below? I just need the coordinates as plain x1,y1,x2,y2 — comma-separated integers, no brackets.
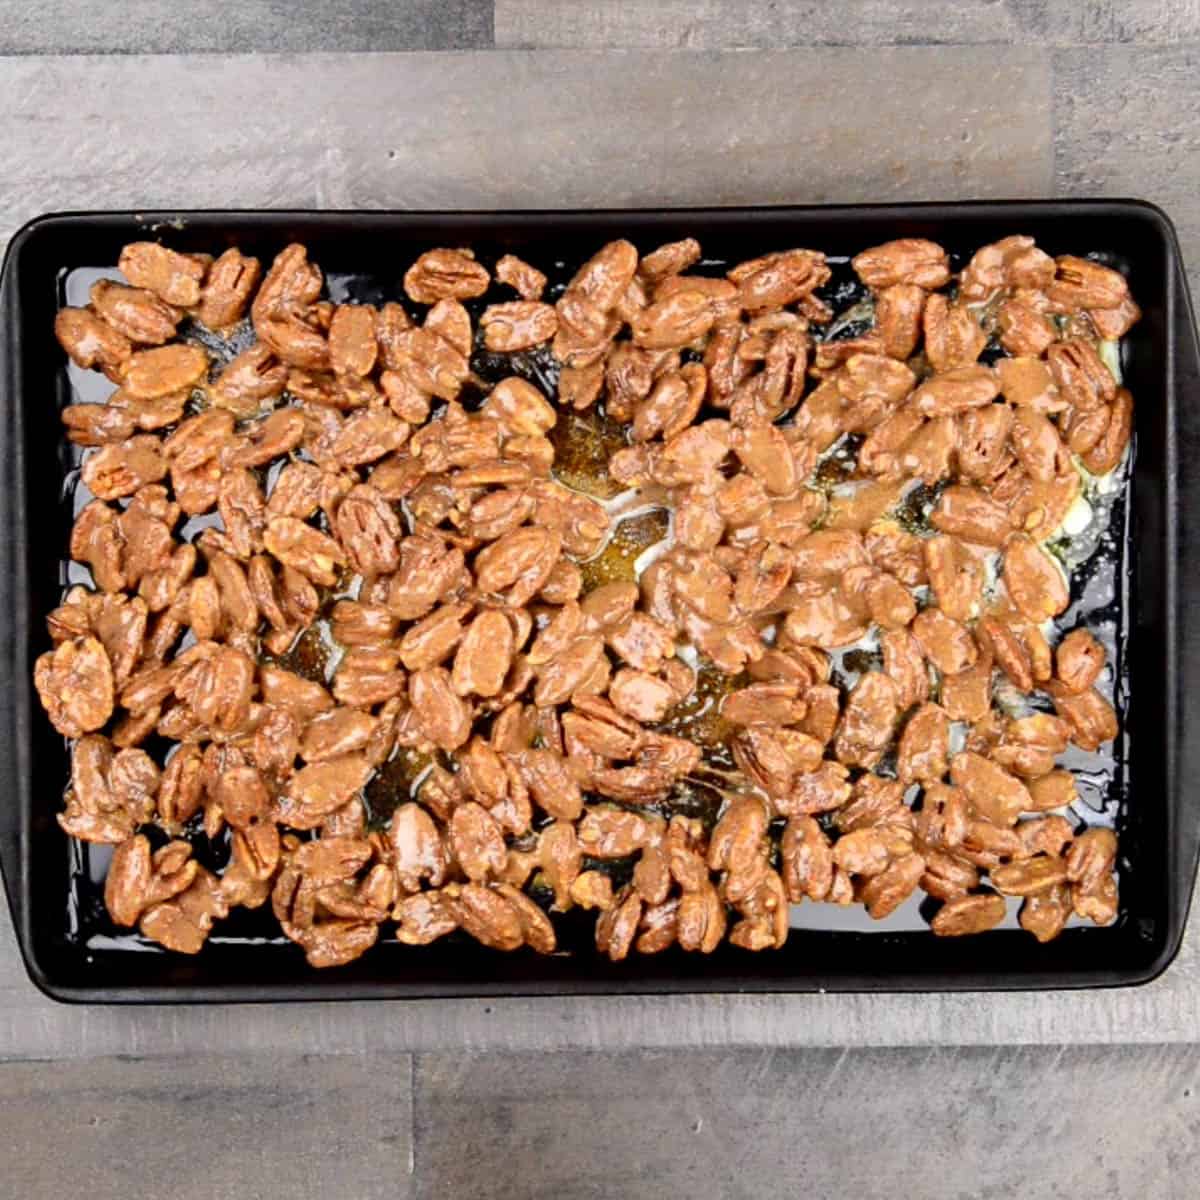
404,249,489,304
277,755,373,830
56,307,133,377
495,253,547,300
119,242,208,307
852,239,950,290
35,636,114,738
90,280,181,345
481,301,557,351
930,892,1007,936
198,248,261,330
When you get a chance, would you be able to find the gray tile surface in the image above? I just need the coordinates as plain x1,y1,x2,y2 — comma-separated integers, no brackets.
1056,44,1200,293
0,47,1050,250
496,0,1029,47
1018,0,1200,42
3,1044,1196,1198
0,0,492,53
0,1053,414,1198
414,1045,1200,1199
0,11,1197,1194
497,0,1200,48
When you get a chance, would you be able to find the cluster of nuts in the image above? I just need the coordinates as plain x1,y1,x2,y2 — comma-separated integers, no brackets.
39,228,1132,966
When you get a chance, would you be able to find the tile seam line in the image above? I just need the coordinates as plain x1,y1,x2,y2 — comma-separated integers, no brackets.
4,1029,1200,1063
1048,43,1058,197
0,47,491,59
487,37,1200,51
3,42,1200,59
408,1053,417,1184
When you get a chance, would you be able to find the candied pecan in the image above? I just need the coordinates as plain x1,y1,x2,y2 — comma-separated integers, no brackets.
124,343,208,399
897,702,950,785
175,643,255,732
330,485,401,578
529,821,579,911
404,249,489,304
197,247,261,330
85,593,147,687
1048,678,1119,750
729,248,829,309
852,239,950,290
912,608,977,676
35,636,114,738
607,668,675,723
450,610,514,698
494,253,546,299
912,366,998,418
82,435,168,501
477,301,556,352
329,409,409,468
640,238,701,282
61,401,136,446
474,525,560,607
263,516,347,587
276,754,372,831
677,880,727,953
731,726,821,798
930,892,1007,936
141,867,230,955
409,667,472,750
862,852,926,919
915,781,970,851
576,806,648,858
950,751,1031,827
300,709,377,763
930,485,1014,547
959,236,1054,302
1073,874,1118,925
494,883,556,954
1055,628,1106,694
831,827,890,878
55,307,134,377
393,890,458,945
632,290,714,350
874,283,925,359
322,303,376,377
1090,294,1141,339
1019,882,1072,943
448,801,506,882
119,242,208,307
90,279,181,345
708,795,769,894
780,816,834,902
387,802,448,894
1048,339,1117,412
957,403,1013,482
728,868,789,950
1082,388,1134,475
1003,535,1069,623
595,886,643,962
205,345,282,417
1046,255,1129,311
991,856,1069,897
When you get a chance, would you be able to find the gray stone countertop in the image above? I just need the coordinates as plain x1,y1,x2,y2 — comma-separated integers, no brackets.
3,10,1200,1197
